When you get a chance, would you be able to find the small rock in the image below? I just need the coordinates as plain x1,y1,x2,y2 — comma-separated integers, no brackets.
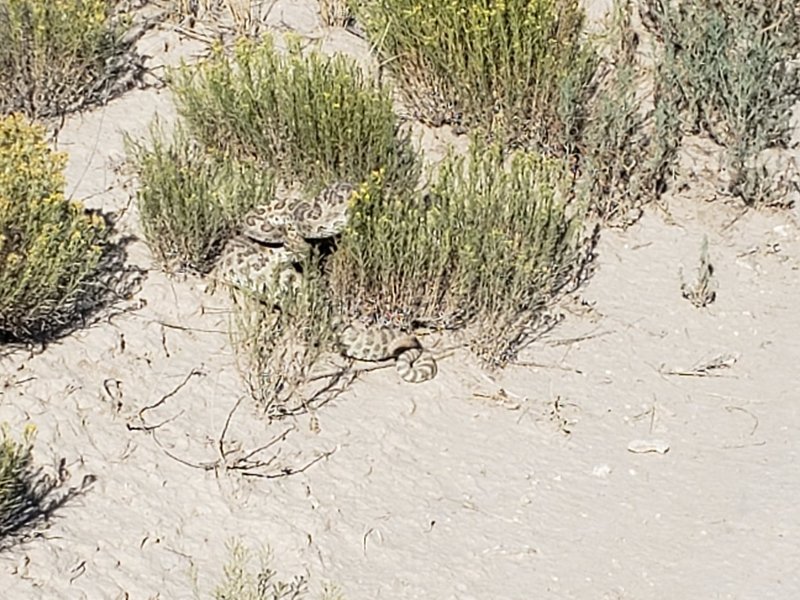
627,439,670,454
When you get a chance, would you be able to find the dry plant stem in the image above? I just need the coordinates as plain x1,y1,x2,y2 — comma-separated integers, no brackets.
131,393,333,479
660,353,738,377
137,368,206,420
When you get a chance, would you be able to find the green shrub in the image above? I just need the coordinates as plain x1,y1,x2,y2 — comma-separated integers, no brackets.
0,422,70,548
170,35,419,195
353,0,598,149
330,142,594,366
126,122,275,274
0,423,37,541
0,0,138,119
209,539,344,600
576,0,680,224
0,113,121,342
642,0,800,206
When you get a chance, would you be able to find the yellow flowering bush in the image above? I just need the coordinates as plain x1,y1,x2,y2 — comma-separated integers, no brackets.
0,0,133,118
353,0,598,149
330,141,594,366
0,113,112,342
170,34,419,195
0,423,37,542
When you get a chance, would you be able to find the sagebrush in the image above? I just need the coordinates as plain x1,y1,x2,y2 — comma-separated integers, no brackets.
642,0,800,206
576,0,681,224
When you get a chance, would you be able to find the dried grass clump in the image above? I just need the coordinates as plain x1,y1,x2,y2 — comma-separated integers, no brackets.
320,0,353,27
230,259,341,418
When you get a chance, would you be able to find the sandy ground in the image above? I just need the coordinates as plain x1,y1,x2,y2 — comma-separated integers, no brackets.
2,1,800,599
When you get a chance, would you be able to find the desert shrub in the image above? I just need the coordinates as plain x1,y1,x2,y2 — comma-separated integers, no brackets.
126,122,275,274
575,0,681,224
329,142,594,366
0,423,38,541
641,0,800,206
209,539,344,600
0,0,140,119
170,35,419,195
353,0,598,149
230,259,343,418
0,113,124,342
0,422,87,550
0,423,60,547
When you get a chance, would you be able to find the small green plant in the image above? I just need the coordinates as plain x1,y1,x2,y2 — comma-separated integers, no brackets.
0,0,140,119
353,0,598,149
170,35,419,195
126,122,275,274
0,113,126,343
641,0,800,206
330,141,594,366
681,235,716,308
209,539,344,600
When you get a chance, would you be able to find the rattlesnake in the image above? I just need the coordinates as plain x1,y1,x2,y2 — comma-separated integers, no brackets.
215,182,437,383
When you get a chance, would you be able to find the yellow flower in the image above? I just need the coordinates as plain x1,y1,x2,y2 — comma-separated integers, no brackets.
90,213,105,229
6,252,21,267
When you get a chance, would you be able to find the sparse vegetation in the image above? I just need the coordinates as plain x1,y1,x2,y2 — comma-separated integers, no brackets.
0,113,128,343
170,35,419,195
231,258,341,417
209,539,344,600
353,0,598,149
0,0,140,119
642,0,800,206
126,121,274,274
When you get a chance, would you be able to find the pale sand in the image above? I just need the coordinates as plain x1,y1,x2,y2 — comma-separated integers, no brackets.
2,1,800,598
